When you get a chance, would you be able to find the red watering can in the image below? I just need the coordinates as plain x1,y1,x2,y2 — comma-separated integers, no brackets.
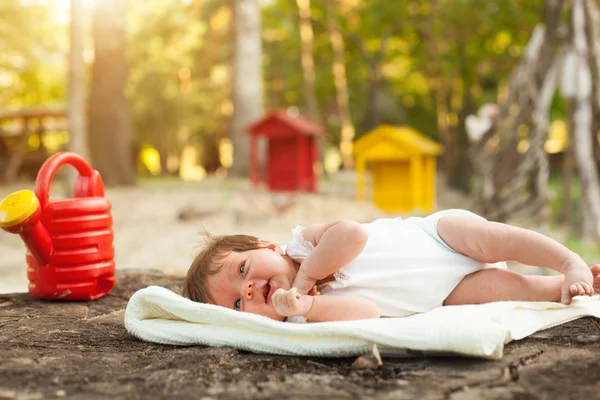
0,152,116,300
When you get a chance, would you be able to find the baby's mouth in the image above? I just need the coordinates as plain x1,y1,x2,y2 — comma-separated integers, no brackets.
262,282,271,304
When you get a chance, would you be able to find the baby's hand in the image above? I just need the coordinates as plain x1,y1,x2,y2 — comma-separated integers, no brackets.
307,285,320,296
291,270,318,295
272,287,314,317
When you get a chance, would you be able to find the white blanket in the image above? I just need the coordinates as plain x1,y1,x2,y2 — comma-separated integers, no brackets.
124,286,600,360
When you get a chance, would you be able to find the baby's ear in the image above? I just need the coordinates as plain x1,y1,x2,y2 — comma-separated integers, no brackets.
258,240,282,254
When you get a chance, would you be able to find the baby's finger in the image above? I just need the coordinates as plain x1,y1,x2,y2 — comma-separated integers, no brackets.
273,289,287,311
286,287,297,300
287,288,297,308
273,288,285,302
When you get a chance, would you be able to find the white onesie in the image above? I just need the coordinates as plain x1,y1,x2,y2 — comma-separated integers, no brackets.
285,209,507,322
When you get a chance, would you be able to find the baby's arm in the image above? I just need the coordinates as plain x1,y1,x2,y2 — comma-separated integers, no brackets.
292,220,368,294
437,215,593,304
273,288,380,322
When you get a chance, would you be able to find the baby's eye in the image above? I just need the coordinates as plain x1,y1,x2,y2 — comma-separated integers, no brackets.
238,264,245,276
234,299,241,310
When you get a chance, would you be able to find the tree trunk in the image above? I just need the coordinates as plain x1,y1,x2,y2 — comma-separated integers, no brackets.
587,0,600,108
296,0,327,176
157,126,170,175
326,0,355,170
364,65,381,130
296,0,320,123
571,0,600,242
558,99,575,225
89,0,135,185
66,0,89,194
586,0,600,166
421,2,454,184
229,0,264,178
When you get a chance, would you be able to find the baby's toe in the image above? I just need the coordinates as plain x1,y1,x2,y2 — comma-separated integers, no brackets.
594,275,600,293
570,283,592,298
591,264,600,276
569,284,580,296
563,287,574,304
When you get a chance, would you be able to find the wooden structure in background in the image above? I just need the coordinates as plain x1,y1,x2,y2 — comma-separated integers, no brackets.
468,0,600,244
0,105,68,183
354,125,442,213
247,110,323,192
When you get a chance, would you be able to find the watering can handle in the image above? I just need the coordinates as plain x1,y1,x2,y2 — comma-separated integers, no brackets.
35,152,105,208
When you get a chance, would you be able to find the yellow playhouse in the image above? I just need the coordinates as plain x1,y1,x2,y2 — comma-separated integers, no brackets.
354,125,443,213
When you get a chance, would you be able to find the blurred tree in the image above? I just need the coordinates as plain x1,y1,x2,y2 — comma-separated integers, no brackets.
89,0,135,185
325,0,355,170
412,0,542,189
229,0,264,177
3,0,580,202
296,0,320,123
570,0,600,242
66,0,89,192
128,0,215,175
0,2,65,106
466,0,600,246
588,0,600,166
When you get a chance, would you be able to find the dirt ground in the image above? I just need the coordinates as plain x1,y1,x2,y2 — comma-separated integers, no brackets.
1,270,599,400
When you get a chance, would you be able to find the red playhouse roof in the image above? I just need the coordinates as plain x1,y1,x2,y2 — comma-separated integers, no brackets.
247,110,324,137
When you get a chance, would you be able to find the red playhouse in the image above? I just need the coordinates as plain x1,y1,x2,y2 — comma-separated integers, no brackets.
247,110,324,192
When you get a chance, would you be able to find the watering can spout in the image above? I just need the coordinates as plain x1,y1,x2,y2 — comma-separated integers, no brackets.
0,190,53,265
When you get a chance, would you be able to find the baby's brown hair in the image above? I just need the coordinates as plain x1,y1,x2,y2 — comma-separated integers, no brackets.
182,232,264,304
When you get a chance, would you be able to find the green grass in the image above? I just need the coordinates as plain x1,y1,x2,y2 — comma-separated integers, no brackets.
547,174,600,263
547,174,582,224
561,235,600,263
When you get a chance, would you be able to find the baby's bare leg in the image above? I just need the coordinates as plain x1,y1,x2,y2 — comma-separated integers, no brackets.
443,268,563,306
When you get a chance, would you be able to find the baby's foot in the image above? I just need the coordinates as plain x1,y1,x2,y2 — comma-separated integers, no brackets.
561,262,594,304
591,264,600,294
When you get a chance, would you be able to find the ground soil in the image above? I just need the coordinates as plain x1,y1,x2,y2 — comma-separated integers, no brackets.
1,270,600,400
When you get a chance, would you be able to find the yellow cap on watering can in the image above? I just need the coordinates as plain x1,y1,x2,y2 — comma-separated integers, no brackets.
0,190,40,229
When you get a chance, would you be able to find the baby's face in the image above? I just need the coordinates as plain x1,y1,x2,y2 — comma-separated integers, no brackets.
207,242,297,321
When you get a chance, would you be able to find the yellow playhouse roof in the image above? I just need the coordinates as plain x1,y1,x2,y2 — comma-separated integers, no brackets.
354,125,443,159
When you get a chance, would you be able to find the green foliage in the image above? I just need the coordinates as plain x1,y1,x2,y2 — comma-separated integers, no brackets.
2,0,547,172
128,0,230,160
0,1,66,106
548,173,582,224
261,0,542,145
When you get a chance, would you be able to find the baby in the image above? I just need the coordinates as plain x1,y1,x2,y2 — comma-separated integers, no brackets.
183,209,600,322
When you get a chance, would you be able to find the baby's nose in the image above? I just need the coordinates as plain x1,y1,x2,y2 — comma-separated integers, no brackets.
243,281,254,299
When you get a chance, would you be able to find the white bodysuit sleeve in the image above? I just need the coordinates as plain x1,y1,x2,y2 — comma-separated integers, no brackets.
285,226,314,263
286,315,308,324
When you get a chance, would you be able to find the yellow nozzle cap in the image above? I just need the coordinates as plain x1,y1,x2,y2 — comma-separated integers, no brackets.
0,190,40,228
